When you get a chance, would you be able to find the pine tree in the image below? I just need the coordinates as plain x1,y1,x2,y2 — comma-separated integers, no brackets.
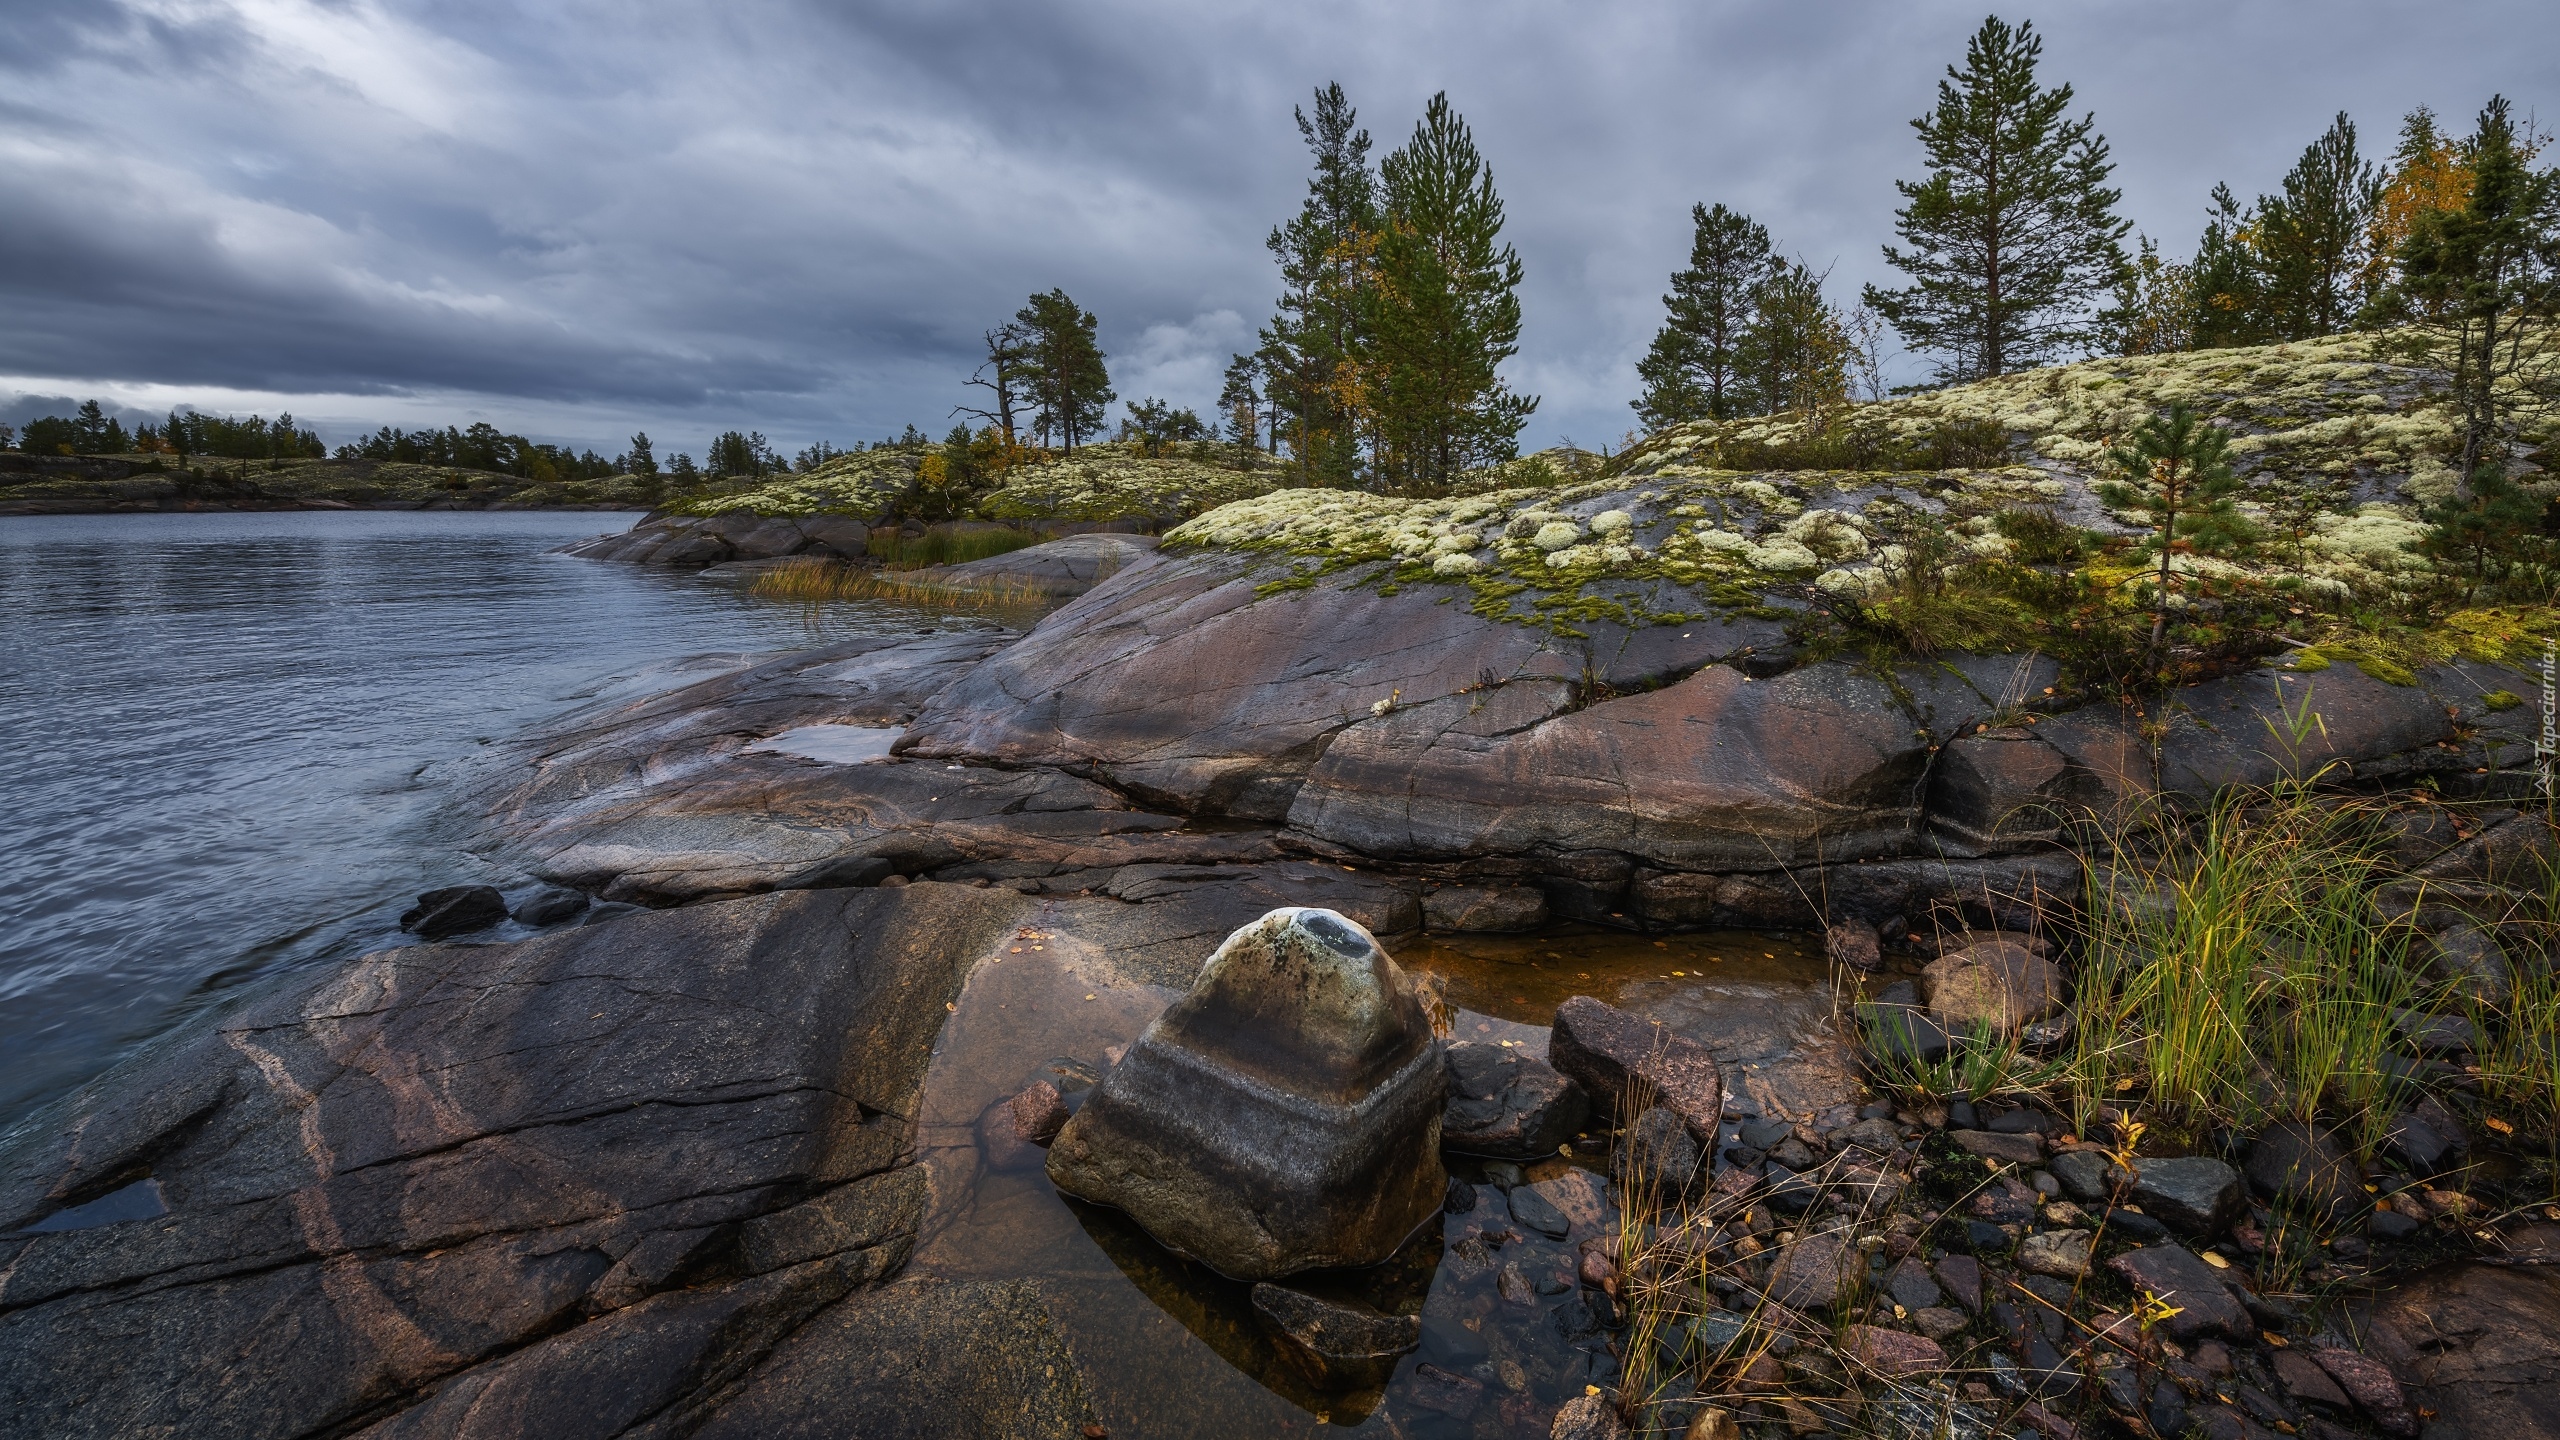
1633,204,1775,429
624,432,657,476
1864,16,2128,381
2094,404,2251,653
1015,289,1113,452
1364,92,1535,494
1217,353,1264,453
1259,84,1378,487
2253,113,2383,338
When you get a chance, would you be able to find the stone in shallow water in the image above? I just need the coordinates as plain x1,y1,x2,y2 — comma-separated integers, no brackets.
1924,939,2062,1036
1044,907,1446,1280
1248,1283,1421,1390
1546,995,1724,1144
1441,1041,1588,1158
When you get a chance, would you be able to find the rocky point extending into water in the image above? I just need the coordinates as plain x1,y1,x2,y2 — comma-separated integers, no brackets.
8,335,2560,1437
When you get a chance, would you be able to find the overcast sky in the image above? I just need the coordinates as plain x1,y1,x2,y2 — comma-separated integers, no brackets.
2,1,2553,460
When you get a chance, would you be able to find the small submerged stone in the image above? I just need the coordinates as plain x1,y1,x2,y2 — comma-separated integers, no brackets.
1547,995,1724,1144
1044,907,1446,1281
1248,1283,1421,1390
400,884,507,939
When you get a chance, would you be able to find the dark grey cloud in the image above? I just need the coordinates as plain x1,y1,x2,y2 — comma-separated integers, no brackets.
1,0,2552,457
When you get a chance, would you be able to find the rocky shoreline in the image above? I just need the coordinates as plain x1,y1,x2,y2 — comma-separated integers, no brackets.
5,529,2558,1438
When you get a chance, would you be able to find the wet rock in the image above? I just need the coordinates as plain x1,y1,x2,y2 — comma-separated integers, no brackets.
0,886,1046,1439
2363,1251,2560,1440
2016,1229,2094,1280
1885,1256,1942,1311
1532,1170,1610,1235
1550,1392,1629,1440
1406,1363,1487,1417
1424,885,1549,933
1765,1227,1859,1311
400,883,509,938
2304,1347,2413,1436
1924,939,2063,1036
2048,1149,2116,1204
509,885,589,926
1824,919,1882,972
1614,1106,1704,1196
2382,1095,2468,1174
1843,1324,1947,1378
2128,1156,2247,1238
2244,1122,2365,1222
1442,1042,1589,1158
1046,908,1446,1280
1509,1185,1571,1240
1952,1130,2043,1164
1249,1284,1421,1390
2106,1245,2255,1340
1547,995,1724,1144
1009,1080,1071,1145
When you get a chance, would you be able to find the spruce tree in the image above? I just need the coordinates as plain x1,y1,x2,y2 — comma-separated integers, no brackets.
1259,84,1377,487
1015,289,1114,452
2189,184,2273,349
1864,15,2128,381
1365,92,1535,494
1633,203,1775,429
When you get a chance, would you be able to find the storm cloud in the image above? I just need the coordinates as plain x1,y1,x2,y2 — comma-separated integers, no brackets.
1,0,2552,456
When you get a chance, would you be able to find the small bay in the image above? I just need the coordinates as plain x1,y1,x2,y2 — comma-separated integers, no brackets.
0,511,961,1123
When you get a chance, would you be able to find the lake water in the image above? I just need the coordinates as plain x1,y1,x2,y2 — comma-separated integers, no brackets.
0,511,969,1125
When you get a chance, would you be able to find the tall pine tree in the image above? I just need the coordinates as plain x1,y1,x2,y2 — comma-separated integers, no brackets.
2254,113,2383,338
1015,289,1113,452
1364,92,1535,494
1864,15,2128,382
1633,204,1775,429
1259,84,1378,488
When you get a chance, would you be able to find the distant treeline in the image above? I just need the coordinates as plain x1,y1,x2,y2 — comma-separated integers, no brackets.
5,401,325,462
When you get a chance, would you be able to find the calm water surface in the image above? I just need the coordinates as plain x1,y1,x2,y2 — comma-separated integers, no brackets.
0,511,965,1123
